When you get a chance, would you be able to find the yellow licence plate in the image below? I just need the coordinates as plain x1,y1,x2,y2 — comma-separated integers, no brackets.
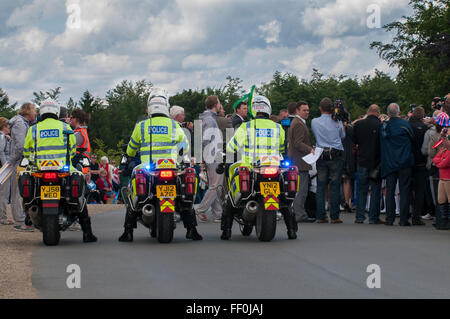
156,185,176,199
41,186,61,200
260,182,280,197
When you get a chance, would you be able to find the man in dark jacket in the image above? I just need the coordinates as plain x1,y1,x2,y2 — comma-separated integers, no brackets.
408,106,428,225
380,103,415,226
231,102,248,129
352,105,384,224
288,101,315,223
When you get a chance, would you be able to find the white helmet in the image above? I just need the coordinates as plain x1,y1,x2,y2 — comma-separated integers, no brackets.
39,99,60,118
147,87,170,117
252,95,272,116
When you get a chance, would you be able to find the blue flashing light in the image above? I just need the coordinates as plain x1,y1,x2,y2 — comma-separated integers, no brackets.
284,161,291,167
62,165,70,172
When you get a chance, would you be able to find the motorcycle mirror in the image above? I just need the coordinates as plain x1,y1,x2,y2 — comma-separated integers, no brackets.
216,163,225,175
182,154,190,164
20,158,29,167
82,158,90,167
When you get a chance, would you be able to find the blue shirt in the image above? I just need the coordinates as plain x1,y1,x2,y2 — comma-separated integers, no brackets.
311,114,345,151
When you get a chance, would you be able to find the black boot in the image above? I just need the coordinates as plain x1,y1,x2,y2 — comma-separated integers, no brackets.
118,227,133,242
282,208,298,240
442,216,450,230
220,229,231,240
437,204,448,230
287,229,297,240
186,227,203,240
79,217,98,243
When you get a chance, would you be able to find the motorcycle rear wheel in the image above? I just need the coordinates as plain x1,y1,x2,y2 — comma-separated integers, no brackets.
156,204,174,243
255,197,276,242
42,214,61,246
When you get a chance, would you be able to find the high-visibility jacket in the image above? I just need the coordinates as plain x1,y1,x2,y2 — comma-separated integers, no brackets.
127,116,189,164
23,118,76,170
227,117,285,164
74,127,91,158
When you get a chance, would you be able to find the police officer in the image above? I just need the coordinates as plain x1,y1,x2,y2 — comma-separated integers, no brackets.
23,99,97,242
118,88,202,242
221,95,298,240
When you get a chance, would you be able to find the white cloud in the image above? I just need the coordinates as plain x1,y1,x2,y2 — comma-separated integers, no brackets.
52,0,112,50
81,53,132,73
259,20,282,44
0,67,32,84
137,1,208,53
17,27,48,52
182,54,229,69
301,0,410,37
6,0,62,28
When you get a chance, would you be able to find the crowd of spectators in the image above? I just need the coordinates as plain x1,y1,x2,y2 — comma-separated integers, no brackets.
2,94,450,232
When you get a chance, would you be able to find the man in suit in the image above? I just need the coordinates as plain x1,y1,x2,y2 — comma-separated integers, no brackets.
288,101,316,223
231,102,248,129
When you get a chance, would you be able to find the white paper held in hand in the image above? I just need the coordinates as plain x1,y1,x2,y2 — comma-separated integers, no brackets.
302,147,323,165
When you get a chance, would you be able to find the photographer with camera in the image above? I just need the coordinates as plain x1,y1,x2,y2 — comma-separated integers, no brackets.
432,97,446,111
311,98,346,224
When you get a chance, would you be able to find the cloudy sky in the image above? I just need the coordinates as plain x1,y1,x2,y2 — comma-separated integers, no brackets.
0,0,413,105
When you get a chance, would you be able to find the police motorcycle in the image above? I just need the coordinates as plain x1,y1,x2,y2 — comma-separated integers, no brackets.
119,154,198,243
218,153,299,242
18,133,93,246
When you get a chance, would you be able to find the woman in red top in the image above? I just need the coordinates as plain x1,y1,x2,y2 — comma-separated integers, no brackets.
96,168,114,203
433,130,450,230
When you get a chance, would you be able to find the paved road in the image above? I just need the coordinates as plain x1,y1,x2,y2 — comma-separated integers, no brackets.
32,210,450,299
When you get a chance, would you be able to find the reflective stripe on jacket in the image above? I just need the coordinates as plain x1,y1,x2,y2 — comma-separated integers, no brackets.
126,116,189,164
74,127,91,158
23,118,76,170
227,118,285,164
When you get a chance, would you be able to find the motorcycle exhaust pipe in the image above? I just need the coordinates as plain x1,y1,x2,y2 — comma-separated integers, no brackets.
27,205,41,228
242,201,258,222
142,204,155,225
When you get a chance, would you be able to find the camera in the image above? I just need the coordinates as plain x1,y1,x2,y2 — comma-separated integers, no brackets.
410,104,416,112
432,97,446,110
332,99,350,122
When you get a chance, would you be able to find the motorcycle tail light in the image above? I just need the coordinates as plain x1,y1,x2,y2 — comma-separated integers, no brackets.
261,167,278,178
239,167,250,193
287,166,298,193
42,172,58,182
23,179,30,198
159,170,175,181
72,179,79,198
184,168,196,195
135,170,147,196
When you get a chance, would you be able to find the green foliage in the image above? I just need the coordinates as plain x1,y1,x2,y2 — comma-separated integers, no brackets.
0,88,16,118
371,0,450,111
32,87,62,104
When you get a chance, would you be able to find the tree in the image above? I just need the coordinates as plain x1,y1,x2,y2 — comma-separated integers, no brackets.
66,97,77,114
32,87,62,105
78,90,103,114
0,88,17,118
370,0,450,110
